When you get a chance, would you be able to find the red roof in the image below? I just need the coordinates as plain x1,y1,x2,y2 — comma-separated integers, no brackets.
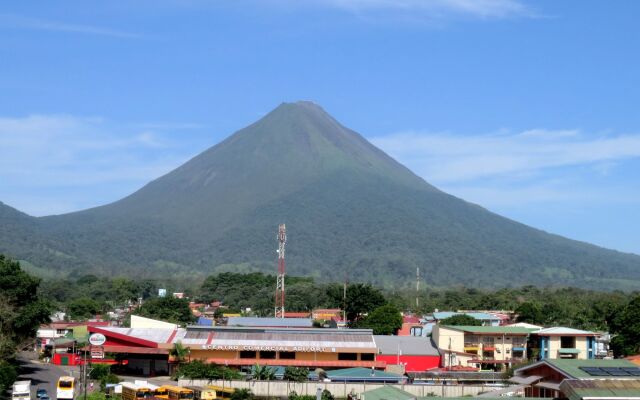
284,312,311,318
403,316,421,324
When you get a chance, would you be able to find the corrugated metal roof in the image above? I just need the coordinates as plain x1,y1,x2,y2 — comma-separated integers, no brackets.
560,379,640,400
204,331,375,348
517,359,639,380
374,335,439,356
443,326,534,335
227,317,313,328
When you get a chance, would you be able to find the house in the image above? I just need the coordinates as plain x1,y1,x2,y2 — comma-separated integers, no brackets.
432,325,532,370
559,379,640,400
511,358,640,398
531,327,598,360
398,315,424,336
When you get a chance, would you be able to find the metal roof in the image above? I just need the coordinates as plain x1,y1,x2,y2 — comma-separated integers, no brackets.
534,327,596,336
433,312,501,321
327,367,404,382
374,335,439,356
98,327,178,344
227,317,313,328
442,325,535,335
361,386,415,400
516,359,639,380
560,379,640,400
203,330,375,349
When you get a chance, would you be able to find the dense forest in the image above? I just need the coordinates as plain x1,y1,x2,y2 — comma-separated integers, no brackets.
40,271,639,333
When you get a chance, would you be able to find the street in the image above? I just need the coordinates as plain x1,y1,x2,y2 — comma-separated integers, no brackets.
16,352,76,400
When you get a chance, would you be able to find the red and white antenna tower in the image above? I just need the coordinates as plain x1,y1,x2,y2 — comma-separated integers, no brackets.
275,224,287,318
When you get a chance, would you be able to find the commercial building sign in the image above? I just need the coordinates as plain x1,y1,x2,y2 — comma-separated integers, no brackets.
200,344,332,352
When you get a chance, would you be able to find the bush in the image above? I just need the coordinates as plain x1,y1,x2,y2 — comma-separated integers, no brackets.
173,360,242,380
0,361,17,394
283,366,309,382
99,373,120,391
230,388,253,400
288,391,315,400
89,364,111,380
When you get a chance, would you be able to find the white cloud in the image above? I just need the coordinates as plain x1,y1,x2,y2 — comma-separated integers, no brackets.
371,129,640,183
0,114,202,215
299,0,532,19
0,13,140,38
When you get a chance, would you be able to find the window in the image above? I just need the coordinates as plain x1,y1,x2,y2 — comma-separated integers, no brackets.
259,351,276,359
338,353,358,361
279,351,295,360
561,336,576,348
240,351,256,359
483,337,494,344
360,353,374,361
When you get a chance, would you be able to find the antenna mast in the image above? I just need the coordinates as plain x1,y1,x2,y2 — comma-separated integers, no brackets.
275,224,287,318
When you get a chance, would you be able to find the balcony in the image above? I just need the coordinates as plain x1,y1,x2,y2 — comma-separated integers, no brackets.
464,343,480,352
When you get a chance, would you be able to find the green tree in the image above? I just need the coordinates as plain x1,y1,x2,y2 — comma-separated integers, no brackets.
0,255,50,392
610,295,640,356
169,342,190,363
357,304,403,335
283,366,309,382
252,364,276,380
440,314,482,326
327,283,386,322
89,364,112,380
137,296,195,325
67,297,102,320
515,302,543,324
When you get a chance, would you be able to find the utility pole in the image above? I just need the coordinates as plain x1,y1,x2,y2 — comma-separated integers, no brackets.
416,267,420,309
274,224,286,318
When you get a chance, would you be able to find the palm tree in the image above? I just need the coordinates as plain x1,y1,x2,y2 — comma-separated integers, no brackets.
252,364,276,380
169,342,190,363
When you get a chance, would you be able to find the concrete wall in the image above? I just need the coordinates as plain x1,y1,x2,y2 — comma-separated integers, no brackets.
547,336,589,359
432,326,464,353
131,315,178,329
178,379,503,398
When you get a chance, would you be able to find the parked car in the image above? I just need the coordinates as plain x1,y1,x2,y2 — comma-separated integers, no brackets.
36,389,48,399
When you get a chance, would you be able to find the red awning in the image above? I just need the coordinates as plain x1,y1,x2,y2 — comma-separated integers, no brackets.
81,345,168,355
204,359,385,368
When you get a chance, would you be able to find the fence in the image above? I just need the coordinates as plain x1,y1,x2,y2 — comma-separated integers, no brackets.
178,379,514,398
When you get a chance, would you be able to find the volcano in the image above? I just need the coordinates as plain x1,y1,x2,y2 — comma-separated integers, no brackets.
1,101,639,288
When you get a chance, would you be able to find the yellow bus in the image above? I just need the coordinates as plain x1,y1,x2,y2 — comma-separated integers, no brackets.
154,386,169,399
121,382,154,400
164,385,194,400
56,376,75,400
208,386,235,399
185,386,218,400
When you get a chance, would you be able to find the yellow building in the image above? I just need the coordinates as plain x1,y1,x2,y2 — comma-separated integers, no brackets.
432,325,532,370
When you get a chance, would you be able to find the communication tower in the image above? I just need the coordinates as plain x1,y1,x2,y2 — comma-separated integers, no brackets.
275,224,287,318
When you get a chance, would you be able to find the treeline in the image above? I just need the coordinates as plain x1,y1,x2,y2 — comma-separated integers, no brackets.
38,271,640,355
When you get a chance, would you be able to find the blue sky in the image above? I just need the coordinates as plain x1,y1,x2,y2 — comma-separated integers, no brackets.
1,0,639,254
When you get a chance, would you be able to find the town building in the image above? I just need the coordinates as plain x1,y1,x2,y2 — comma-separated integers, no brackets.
532,327,597,360
374,335,440,373
88,324,382,375
432,325,531,370
397,315,423,336
510,358,640,398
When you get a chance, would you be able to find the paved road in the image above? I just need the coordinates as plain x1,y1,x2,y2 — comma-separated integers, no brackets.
16,352,77,400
